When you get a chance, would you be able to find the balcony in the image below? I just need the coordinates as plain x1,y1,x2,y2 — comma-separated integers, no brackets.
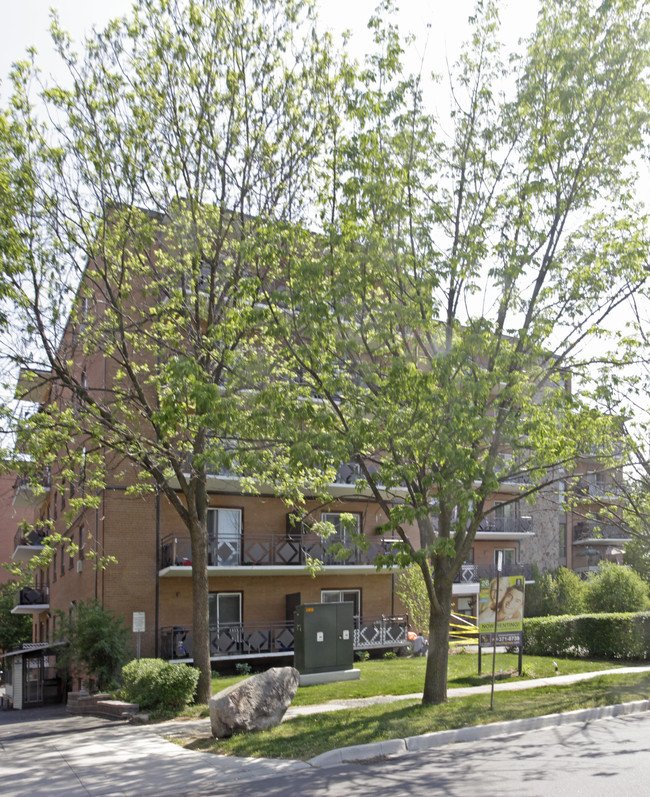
573,521,630,542
160,531,391,574
160,615,409,661
575,480,621,502
477,516,532,535
11,586,49,615
12,525,49,562
13,467,51,509
454,563,534,584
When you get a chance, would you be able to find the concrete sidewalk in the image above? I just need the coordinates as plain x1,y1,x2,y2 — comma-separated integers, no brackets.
0,665,649,796
0,706,309,797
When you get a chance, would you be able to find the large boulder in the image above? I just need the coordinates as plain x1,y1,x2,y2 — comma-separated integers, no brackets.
210,666,300,738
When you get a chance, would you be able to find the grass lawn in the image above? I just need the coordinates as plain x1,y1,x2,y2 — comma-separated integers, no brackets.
209,652,623,706
187,670,650,761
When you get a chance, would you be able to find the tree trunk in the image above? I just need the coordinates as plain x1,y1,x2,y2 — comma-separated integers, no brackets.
189,524,211,704
422,583,452,705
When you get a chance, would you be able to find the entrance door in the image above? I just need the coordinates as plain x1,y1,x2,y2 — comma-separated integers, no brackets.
23,653,44,707
207,508,242,566
209,592,242,654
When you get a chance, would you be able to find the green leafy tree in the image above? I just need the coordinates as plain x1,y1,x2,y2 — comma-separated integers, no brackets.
56,600,130,691
624,535,650,584
262,0,650,704
395,566,430,634
0,582,32,655
1,0,336,703
586,562,650,613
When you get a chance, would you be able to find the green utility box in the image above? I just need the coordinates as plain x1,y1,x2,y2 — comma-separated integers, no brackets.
294,602,354,674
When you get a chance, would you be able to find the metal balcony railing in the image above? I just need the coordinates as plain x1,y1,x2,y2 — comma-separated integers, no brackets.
13,524,49,550
576,481,622,500
160,615,409,660
13,467,52,491
161,532,390,569
478,516,532,534
453,562,534,583
15,586,49,607
573,521,629,541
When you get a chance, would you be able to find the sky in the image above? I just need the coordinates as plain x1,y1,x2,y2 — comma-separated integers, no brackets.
0,0,541,104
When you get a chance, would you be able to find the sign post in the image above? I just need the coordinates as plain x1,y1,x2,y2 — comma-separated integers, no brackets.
490,551,503,710
132,612,146,660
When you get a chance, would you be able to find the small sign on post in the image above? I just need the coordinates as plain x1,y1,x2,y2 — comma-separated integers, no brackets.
133,612,145,660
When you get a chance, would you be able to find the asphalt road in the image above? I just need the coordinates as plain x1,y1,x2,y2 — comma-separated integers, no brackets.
186,711,650,797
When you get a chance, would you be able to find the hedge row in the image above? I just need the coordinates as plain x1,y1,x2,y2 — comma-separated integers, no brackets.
523,612,650,660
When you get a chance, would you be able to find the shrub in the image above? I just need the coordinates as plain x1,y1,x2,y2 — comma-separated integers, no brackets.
524,612,650,660
57,600,130,691
395,566,430,633
586,562,649,613
530,567,587,617
121,658,200,711
624,536,650,583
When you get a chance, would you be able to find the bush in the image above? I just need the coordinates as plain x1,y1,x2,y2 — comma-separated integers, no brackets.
528,567,587,617
57,600,130,691
586,562,649,613
524,612,650,660
121,658,200,711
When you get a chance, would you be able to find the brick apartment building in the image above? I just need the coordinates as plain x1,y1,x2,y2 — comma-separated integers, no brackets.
5,213,628,679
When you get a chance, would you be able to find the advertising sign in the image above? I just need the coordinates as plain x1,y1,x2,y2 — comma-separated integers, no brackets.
478,575,525,645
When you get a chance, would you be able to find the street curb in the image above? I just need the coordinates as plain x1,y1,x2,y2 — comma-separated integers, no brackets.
308,699,650,768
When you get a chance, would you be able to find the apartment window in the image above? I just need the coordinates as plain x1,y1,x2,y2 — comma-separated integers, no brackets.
494,548,516,567
559,520,567,559
494,501,517,530
60,545,65,576
207,508,242,566
209,592,242,627
52,552,57,582
321,589,361,620
321,512,361,542
53,491,58,521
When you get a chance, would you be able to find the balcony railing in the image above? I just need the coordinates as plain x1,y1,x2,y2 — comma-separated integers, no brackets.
13,467,52,508
453,563,534,583
160,615,409,660
478,516,532,534
576,481,622,500
14,586,49,608
161,531,390,569
573,521,629,542
13,525,49,551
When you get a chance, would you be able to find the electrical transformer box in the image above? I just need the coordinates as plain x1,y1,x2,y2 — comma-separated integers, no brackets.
294,602,354,674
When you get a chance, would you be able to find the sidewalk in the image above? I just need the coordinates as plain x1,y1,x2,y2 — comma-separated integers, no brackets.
0,666,649,796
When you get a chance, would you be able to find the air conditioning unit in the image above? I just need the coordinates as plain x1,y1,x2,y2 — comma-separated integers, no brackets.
77,559,83,573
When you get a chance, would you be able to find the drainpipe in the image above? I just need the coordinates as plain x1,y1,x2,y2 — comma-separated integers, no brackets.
94,503,99,600
155,486,161,657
